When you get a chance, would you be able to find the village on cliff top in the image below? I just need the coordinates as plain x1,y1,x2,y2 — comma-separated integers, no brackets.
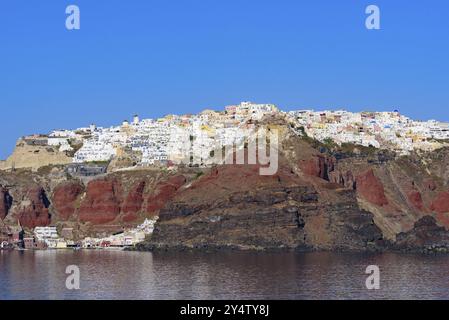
1,101,448,172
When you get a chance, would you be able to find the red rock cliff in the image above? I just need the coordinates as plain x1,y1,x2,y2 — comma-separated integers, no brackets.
299,155,335,181
356,169,389,206
407,190,425,211
121,181,146,222
18,186,51,229
431,191,449,214
52,181,84,220
79,179,122,225
147,175,186,215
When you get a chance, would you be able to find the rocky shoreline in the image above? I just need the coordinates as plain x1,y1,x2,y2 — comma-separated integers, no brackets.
133,216,449,255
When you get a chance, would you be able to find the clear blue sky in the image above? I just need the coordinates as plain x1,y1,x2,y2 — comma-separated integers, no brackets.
1,0,448,159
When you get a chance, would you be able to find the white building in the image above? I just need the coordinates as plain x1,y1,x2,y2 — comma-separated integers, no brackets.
34,227,60,248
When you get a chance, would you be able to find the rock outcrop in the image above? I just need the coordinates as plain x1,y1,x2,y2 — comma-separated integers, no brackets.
141,163,384,252
121,181,146,222
79,179,123,225
430,191,449,214
355,169,389,207
146,175,186,215
18,187,51,229
329,170,356,189
0,138,72,171
395,216,449,253
52,181,84,220
299,155,335,181
407,191,425,211
0,169,191,234
49,173,188,227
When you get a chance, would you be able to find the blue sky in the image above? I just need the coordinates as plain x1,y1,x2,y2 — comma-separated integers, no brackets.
0,0,448,159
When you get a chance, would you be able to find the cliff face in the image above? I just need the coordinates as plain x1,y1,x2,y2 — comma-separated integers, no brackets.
17,186,51,229
0,169,190,238
281,134,449,243
355,169,389,207
1,126,449,251
143,163,384,251
121,181,146,222
0,186,12,220
395,216,449,253
79,179,123,225
146,175,187,215
53,181,84,220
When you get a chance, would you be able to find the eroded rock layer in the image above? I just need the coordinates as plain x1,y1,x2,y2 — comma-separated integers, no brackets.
143,163,384,252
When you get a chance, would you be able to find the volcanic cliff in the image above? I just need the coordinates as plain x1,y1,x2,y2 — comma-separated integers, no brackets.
2,121,449,252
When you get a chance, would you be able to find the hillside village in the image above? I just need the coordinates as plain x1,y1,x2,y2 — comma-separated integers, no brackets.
1,218,158,250
1,102,449,171
289,109,449,153
2,102,449,252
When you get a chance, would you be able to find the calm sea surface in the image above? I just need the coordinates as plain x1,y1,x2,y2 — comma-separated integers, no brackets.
1,250,449,300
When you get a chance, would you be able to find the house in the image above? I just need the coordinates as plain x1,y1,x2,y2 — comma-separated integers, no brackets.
67,164,107,176
100,240,111,248
56,240,68,249
34,226,60,248
23,237,35,249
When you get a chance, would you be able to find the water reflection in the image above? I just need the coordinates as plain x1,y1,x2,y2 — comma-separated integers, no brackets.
0,250,448,300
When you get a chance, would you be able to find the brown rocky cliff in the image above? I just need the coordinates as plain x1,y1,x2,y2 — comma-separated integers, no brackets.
329,170,356,189
2,131,449,252
52,181,84,220
355,169,389,207
18,186,51,229
395,216,449,253
79,179,123,225
142,162,384,252
299,155,335,181
430,191,449,228
121,181,146,222
430,191,449,214
45,173,188,228
146,175,187,215
407,190,425,212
